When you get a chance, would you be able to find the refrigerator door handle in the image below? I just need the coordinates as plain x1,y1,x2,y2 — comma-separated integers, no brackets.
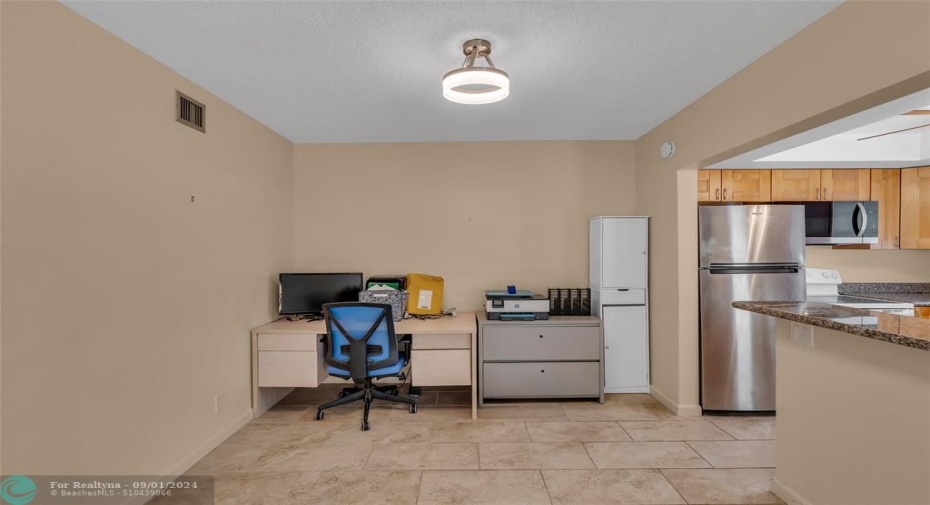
616,288,630,291
708,268,800,274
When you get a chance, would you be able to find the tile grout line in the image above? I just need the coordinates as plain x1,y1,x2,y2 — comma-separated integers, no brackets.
684,440,716,469
613,420,635,441
705,417,740,440
657,468,692,505
414,469,425,505
538,469,555,505
579,441,600,470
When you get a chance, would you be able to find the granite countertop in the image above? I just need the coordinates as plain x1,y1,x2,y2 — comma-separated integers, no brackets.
733,301,930,352
839,283,930,307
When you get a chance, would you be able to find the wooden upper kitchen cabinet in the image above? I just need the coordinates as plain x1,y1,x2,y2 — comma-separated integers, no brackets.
821,170,871,201
697,170,770,202
771,170,821,201
771,169,871,202
697,170,722,202
900,167,930,249
870,169,901,249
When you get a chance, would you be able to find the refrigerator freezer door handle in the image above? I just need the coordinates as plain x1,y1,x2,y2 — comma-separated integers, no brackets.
708,267,800,275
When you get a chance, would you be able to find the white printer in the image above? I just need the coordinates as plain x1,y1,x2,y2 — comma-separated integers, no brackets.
485,290,549,320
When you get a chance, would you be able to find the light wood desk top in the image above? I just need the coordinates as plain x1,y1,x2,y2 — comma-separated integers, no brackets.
253,312,478,335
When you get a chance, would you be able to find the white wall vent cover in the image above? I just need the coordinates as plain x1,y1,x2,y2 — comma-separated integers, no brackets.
175,91,205,133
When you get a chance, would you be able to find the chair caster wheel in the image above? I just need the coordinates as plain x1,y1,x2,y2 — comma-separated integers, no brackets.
361,420,370,431
315,410,324,421
409,404,418,414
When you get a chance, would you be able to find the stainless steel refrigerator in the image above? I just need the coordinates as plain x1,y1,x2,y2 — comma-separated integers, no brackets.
699,205,805,412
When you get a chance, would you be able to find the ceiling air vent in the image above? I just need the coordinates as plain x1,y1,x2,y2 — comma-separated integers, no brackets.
175,91,205,133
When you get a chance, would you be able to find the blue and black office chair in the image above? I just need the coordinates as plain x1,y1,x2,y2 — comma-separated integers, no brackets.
314,302,417,430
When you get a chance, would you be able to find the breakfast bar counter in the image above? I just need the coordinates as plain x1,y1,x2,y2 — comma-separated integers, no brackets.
732,301,930,351
734,301,930,505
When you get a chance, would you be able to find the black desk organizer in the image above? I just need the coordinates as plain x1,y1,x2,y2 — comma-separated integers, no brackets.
548,288,591,316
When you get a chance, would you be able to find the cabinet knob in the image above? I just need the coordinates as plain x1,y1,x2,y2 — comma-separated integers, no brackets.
540,369,545,373
539,335,544,338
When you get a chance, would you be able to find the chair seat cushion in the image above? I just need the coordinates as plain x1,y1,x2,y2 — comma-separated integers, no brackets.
327,356,406,379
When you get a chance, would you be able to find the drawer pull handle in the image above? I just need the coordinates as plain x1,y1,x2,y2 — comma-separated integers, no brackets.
616,288,630,291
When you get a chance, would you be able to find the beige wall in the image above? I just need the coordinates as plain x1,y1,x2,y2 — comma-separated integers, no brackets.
635,1,930,412
773,321,930,505
806,247,930,282
294,141,636,311
1,2,295,474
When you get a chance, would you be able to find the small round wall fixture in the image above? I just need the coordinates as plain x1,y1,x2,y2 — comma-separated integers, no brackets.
443,39,510,105
659,141,676,159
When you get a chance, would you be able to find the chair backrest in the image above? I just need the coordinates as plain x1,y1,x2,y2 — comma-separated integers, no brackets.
322,302,399,379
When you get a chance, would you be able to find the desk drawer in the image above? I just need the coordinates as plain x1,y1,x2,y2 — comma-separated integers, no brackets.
482,326,600,361
411,333,471,350
412,349,471,386
484,362,599,398
258,351,325,387
257,333,318,351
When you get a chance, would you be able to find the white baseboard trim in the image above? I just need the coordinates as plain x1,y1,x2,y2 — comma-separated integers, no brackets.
771,477,814,505
605,387,650,394
649,385,702,417
121,410,252,505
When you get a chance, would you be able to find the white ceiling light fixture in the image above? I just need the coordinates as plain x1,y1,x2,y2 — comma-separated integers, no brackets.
442,39,510,105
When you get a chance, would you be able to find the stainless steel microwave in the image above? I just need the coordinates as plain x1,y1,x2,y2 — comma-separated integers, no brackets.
802,201,878,245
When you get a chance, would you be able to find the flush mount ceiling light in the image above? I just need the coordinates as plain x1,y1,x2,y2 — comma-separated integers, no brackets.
442,39,509,105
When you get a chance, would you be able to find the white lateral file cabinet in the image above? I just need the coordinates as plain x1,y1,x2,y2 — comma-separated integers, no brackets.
589,216,650,393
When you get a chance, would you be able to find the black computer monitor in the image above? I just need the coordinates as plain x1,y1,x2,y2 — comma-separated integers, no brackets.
278,273,363,316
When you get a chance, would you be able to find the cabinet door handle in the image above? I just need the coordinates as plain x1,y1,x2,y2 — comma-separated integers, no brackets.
815,188,820,201
822,188,827,200
894,236,899,248
722,188,727,201
715,188,720,201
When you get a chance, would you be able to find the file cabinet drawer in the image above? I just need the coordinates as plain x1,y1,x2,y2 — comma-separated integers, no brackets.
482,325,600,361
483,361,600,398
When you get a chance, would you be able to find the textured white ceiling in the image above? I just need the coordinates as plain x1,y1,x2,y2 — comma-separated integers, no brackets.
63,1,839,143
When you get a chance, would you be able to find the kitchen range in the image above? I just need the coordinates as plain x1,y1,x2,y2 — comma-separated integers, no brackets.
806,268,915,317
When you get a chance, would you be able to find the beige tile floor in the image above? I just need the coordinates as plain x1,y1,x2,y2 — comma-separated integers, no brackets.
176,385,782,505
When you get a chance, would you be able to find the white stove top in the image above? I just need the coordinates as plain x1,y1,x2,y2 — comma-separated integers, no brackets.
806,268,915,314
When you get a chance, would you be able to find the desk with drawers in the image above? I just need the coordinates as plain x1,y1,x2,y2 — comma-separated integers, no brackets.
251,313,478,418
478,312,604,405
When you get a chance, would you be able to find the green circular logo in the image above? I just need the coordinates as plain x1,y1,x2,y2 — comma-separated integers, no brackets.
0,476,36,505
